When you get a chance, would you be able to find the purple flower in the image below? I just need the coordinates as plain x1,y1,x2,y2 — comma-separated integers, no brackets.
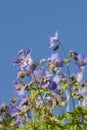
18,48,31,58
53,75,60,83
71,53,87,67
13,79,25,96
82,98,87,107
48,53,59,62
8,103,27,117
32,69,61,91
48,53,64,66
79,87,87,94
0,103,6,109
13,48,32,66
16,63,36,79
53,76,61,94
69,50,87,68
13,48,36,77
48,53,64,71
75,68,84,83
47,81,57,90
15,115,25,125
31,69,52,84
77,54,87,67
48,31,58,48
17,68,26,79
8,95,29,118
54,87,61,94
28,64,36,74
45,75,60,91
8,104,19,117
0,103,8,121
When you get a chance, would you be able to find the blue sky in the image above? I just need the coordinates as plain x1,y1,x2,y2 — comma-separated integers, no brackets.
0,0,87,103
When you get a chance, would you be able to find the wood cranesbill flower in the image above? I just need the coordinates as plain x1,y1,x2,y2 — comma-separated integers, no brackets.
0,103,8,120
45,75,61,91
8,104,19,117
53,76,61,94
13,48,32,66
31,68,52,84
8,95,30,124
82,98,87,107
31,68,61,91
47,81,57,90
75,54,87,67
48,31,58,48
75,68,84,83
79,87,87,94
13,48,36,78
69,50,87,68
13,79,25,96
48,53,64,72
13,48,34,69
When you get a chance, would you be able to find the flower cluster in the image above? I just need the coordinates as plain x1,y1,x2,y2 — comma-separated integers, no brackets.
0,32,87,130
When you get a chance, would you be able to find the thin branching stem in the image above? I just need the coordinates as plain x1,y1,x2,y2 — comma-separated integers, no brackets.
32,72,47,109
59,42,75,111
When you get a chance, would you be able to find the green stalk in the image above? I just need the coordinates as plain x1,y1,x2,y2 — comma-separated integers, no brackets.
59,42,75,111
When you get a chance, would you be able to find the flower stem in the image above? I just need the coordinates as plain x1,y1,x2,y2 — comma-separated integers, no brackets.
32,72,47,109
59,42,75,111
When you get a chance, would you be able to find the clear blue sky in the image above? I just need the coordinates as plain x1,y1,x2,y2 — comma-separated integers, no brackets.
0,0,87,104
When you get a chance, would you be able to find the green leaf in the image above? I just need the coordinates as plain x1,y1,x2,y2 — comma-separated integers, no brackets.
16,126,25,130
83,115,87,120
0,126,4,130
73,124,77,130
